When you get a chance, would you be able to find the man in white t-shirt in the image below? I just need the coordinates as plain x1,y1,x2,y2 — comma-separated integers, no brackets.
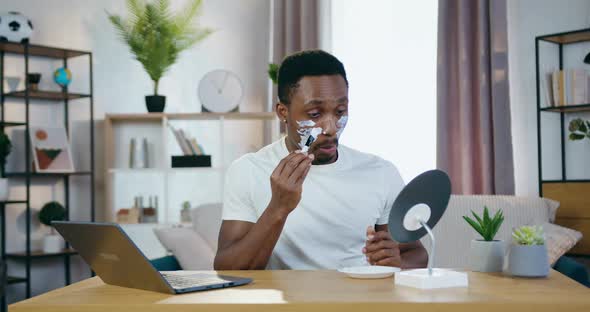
214,50,427,270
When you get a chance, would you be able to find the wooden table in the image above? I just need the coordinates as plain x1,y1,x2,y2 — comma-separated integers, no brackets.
9,270,590,312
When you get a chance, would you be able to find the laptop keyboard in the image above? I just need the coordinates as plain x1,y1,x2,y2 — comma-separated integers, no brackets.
161,273,233,289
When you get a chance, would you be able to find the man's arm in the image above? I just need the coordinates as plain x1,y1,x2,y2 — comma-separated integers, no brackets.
214,209,287,270
363,224,428,269
214,152,313,270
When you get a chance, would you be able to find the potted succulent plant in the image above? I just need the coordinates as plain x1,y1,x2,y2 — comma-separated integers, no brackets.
463,206,505,272
38,201,66,253
0,132,12,201
108,0,212,112
508,225,549,277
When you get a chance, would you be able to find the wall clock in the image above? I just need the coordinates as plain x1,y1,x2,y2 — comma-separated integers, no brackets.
198,69,243,113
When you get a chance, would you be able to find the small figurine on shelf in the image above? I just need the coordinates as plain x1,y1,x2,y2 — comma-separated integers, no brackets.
181,201,191,223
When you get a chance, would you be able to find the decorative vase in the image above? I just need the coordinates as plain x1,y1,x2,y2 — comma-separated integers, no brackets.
27,73,41,91
42,233,64,253
6,76,21,92
0,179,8,201
129,137,148,169
145,95,166,113
508,244,549,277
469,240,506,272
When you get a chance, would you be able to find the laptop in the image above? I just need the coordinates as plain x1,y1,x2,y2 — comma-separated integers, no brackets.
53,221,252,294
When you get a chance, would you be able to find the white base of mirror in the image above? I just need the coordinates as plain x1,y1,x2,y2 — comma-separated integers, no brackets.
395,268,468,289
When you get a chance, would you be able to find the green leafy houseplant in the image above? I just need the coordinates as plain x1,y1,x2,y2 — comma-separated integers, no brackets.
569,118,590,142
463,206,504,241
38,201,66,229
268,63,279,85
0,132,12,174
108,0,212,111
512,225,545,245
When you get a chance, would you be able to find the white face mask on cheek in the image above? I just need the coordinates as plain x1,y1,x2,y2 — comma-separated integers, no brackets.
296,120,323,153
336,115,348,139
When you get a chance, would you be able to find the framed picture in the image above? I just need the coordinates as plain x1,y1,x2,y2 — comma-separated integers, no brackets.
29,126,75,173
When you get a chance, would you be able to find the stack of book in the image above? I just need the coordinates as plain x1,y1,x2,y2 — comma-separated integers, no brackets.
544,69,590,107
167,123,211,167
167,123,205,156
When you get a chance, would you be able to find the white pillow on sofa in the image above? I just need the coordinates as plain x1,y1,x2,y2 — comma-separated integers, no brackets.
421,195,560,269
153,226,215,270
544,222,583,266
190,203,223,252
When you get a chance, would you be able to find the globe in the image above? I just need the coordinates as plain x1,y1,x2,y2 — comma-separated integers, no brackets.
53,67,72,87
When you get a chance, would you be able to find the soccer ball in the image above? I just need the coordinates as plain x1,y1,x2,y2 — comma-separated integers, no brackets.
0,12,34,43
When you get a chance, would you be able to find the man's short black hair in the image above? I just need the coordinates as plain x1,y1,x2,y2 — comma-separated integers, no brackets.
277,50,348,104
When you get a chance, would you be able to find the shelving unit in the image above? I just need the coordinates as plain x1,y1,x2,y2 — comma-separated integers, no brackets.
0,41,95,303
535,28,590,256
104,112,279,224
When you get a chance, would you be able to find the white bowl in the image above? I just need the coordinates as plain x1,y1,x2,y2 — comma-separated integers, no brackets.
338,266,401,279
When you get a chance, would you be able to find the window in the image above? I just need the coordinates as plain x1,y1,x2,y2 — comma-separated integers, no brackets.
332,0,438,182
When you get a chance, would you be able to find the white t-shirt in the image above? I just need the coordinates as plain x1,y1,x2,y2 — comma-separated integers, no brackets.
222,137,405,270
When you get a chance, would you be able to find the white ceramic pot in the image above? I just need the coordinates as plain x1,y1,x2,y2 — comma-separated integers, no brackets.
508,244,549,277
0,179,8,201
469,240,506,272
42,234,64,254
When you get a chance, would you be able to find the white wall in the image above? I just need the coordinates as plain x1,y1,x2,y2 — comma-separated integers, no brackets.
2,0,270,302
331,0,438,182
507,0,590,196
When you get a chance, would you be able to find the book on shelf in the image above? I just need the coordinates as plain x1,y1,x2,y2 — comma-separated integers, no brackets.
189,138,204,155
572,69,586,105
544,72,554,108
167,123,192,155
177,129,195,155
167,123,205,156
547,68,590,107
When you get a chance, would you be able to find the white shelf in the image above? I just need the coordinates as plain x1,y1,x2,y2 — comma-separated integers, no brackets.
108,167,226,174
106,112,277,122
104,112,281,223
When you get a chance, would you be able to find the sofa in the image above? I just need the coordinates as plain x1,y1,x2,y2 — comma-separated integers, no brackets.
141,196,589,286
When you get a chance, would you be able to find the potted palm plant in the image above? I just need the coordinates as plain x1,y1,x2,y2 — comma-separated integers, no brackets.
0,132,12,201
509,225,549,277
108,0,212,112
463,206,505,272
38,201,66,253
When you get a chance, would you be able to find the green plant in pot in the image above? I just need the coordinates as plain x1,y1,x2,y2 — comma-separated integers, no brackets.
463,206,505,272
0,132,12,201
568,118,590,142
268,63,279,85
38,201,66,253
508,225,549,277
108,0,212,113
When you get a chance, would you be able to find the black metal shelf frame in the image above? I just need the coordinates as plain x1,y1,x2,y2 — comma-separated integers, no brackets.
0,42,95,305
535,28,590,196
